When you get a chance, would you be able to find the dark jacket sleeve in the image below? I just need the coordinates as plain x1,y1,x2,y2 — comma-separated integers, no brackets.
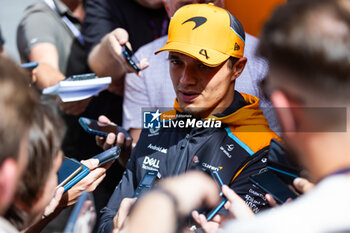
230,152,269,214
97,146,138,233
83,0,123,52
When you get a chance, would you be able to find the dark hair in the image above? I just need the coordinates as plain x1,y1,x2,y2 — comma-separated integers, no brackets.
258,0,350,103
228,56,239,69
5,101,66,230
0,56,38,166
19,101,66,203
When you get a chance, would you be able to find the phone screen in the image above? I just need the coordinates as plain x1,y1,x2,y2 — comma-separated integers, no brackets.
57,157,83,188
142,174,156,186
249,170,297,204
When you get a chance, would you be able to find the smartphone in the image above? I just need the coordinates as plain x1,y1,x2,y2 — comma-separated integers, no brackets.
57,157,84,188
249,170,298,204
57,157,90,192
91,146,121,167
122,45,141,73
79,117,131,139
134,170,160,197
267,163,299,185
206,171,227,221
20,62,38,71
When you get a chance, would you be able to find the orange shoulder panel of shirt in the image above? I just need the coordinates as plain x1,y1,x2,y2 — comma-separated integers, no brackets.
231,125,281,153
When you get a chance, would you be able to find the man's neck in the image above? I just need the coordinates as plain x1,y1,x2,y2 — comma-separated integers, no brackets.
61,0,84,22
61,0,79,12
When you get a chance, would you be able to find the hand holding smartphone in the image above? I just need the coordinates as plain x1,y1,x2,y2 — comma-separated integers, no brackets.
249,170,298,204
58,147,120,192
79,117,131,139
57,157,90,192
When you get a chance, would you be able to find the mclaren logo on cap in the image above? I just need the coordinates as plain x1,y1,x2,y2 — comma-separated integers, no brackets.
182,17,207,30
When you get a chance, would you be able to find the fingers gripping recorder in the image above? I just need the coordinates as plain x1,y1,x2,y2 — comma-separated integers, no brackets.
133,170,161,197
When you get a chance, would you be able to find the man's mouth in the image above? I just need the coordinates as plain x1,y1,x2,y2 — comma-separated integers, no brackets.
178,91,200,102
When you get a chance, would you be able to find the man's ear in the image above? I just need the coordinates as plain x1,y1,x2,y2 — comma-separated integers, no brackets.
231,57,247,81
0,158,18,215
270,90,297,133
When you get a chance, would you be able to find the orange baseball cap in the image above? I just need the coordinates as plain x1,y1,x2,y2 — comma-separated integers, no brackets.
155,3,245,67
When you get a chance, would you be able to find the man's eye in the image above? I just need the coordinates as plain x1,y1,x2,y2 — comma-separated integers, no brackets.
169,59,181,65
199,63,210,69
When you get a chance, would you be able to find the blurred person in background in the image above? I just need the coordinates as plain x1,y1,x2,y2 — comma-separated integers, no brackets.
84,0,168,95
5,101,113,233
0,56,38,232
5,104,66,232
220,0,350,231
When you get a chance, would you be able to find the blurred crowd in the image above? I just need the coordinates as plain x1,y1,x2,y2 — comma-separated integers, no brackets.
1,0,350,233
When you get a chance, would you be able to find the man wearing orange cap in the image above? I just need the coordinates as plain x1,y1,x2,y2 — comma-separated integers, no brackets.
98,4,279,233
122,0,279,144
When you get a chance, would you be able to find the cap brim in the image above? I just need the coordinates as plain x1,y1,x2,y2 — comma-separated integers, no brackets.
155,41,230,67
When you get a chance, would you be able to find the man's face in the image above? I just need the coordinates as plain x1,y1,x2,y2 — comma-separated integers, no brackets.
27,151,63,224
169,52,235,117
165,0,224,17
0,132,29,215
16,132,30,180
266,66,308,169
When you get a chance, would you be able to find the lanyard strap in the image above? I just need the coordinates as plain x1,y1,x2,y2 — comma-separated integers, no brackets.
44,0,84,45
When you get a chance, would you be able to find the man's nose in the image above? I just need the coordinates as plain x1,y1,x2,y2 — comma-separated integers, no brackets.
179,66,197,86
